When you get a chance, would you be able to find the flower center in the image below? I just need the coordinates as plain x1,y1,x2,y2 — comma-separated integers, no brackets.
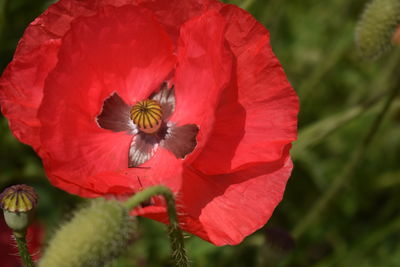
130,99,163,134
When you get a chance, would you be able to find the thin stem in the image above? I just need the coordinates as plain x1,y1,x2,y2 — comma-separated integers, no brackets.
292,68,400,238
13,231,34,267
293,49,400,159
125,186,189,267
299,28,352,106
292,93,384,159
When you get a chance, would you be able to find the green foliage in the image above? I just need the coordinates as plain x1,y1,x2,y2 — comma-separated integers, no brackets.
1,0,400,266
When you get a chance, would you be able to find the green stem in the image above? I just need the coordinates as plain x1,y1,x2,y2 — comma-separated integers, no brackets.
293,49,400,159
299,28,352,107
125,186,189,267
292,93,383,159
13,231,34,267
292,68,400,239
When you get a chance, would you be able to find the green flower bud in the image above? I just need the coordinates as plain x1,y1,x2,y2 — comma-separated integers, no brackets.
40,198,136,267
0,184,38,235
356,0,400,59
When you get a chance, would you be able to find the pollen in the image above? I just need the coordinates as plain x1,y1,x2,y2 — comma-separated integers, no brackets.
130,99,163,134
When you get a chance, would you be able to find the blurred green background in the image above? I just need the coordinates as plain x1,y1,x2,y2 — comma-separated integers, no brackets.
1,0,400,266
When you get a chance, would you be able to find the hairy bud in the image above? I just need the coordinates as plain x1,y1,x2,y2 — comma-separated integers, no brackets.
356,0,400,59
40,198,136,267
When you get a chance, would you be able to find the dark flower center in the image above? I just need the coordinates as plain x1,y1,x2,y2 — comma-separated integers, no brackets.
96,83,199,168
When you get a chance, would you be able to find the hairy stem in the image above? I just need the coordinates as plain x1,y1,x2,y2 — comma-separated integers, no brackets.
125,186,189,267
14,231,34,267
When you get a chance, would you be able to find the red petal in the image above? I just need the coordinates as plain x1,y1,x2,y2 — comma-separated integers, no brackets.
44,147,184,197
0,0,138,150
170,9,233,163
38,5,176,196
134,0,220,43
140,147,293,245
192,5,299,174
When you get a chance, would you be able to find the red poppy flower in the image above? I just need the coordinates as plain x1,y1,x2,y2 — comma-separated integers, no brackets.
0,0,298,245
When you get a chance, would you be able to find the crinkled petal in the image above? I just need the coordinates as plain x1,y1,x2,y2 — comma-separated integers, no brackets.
39,5,176,195
134,0,220,43
170,9,233,163
193,5,299,174
139,146,293,245
0,0,136,150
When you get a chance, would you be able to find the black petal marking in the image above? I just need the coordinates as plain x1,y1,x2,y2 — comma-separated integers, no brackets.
150,83,175,120
162,124,199,159
97,93,135,133
128,133,159,167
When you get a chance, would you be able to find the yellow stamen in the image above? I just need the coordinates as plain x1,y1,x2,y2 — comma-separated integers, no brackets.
130,99,163,134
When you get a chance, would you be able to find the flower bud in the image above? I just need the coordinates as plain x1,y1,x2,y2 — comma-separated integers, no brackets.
40,198,136,267
356,0,400,59
0,184,38,235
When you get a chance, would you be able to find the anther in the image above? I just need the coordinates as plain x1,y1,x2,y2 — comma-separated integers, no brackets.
130,100,163,134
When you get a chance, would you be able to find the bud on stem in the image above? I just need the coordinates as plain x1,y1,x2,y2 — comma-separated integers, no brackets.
40,199,136,267
40,186,188,267
356,0,400,59
0,184,38,267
